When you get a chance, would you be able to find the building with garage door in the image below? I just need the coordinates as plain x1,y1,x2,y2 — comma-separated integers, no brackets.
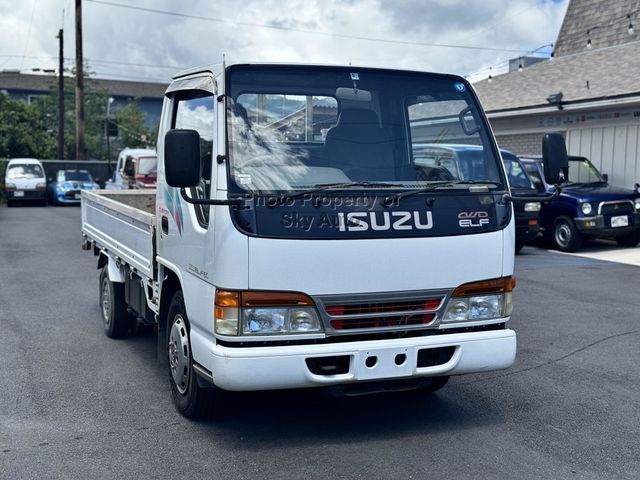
474,0,640,188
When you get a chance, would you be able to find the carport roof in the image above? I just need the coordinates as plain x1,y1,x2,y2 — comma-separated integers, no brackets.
473,41,640,113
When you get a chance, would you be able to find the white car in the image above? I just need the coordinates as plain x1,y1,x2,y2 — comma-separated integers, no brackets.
4,158,47,206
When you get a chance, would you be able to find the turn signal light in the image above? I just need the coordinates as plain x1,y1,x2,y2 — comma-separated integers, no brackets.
452,276,516,297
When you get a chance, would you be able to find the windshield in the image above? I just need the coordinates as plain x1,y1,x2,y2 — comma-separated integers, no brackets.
226,65,504,193
567,158,605,184
503,157,534,189
60,171,92,182
7,164,44,180
137,157,158,175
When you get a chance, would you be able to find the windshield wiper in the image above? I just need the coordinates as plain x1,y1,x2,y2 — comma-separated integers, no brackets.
385,180,498,204
273,181,404,202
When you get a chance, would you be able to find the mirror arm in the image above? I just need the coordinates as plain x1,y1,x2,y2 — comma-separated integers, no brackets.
502,184,562,203
179,188,243,206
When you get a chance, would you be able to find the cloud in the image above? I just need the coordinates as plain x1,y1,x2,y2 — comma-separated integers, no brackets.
0,0,568,82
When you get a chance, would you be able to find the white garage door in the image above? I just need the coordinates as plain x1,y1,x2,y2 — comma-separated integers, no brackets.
566,125,640,188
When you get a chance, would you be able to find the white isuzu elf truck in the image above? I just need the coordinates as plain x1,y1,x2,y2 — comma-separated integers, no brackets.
81,62,567,418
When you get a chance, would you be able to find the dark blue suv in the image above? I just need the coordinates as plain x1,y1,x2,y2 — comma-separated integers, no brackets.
520,156,640,251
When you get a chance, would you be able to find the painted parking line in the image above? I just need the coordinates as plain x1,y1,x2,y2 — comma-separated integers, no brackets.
516,242,640,270
553,246,640,268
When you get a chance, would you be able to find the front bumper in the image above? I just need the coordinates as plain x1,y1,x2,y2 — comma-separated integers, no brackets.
6,189,46,203
574,212,640,237
515,217,540,242
194,328,516,391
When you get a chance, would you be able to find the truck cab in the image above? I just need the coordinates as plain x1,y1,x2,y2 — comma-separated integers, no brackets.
82,63,568,417
520,155,640,251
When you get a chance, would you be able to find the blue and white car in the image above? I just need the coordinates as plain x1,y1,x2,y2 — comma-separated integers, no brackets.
48,170,99,205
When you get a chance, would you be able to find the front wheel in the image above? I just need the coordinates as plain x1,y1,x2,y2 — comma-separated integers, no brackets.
616,230,640,247
552,217,583,252
167,291,215,418
417,376,450,394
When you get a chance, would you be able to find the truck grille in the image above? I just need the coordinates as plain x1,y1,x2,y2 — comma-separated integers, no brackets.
600,201,634,216
317,293,446,334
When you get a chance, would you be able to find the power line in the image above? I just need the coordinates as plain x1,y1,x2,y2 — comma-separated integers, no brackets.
85,0,532,54
19,0,39,71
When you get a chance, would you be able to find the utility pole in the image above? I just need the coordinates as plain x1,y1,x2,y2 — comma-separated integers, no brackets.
75,0,86,159
56,28,64,160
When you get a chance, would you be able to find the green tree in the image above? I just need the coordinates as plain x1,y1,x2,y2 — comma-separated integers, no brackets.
0,92,57,159
113,98,157,151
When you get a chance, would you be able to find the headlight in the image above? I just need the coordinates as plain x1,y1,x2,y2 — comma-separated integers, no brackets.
242,307,321,335
36,182,47,190
635,198,640,211
580,202,593,215
215,290,323,336
524,202,541,212
442,277,515,324
5,182,16,191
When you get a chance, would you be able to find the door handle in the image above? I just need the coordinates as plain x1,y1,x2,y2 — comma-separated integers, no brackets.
161,216,169,235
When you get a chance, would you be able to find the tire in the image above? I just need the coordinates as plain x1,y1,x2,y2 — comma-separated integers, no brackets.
616,230,640,247
552,217,583,252
99,266,130,338
167,291,214,418
417,376,450,394
515,239,525,253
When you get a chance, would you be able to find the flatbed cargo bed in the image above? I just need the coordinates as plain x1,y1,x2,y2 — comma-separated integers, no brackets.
81,190,156,280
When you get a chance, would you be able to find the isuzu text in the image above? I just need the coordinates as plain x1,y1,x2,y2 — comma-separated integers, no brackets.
81,63,567,417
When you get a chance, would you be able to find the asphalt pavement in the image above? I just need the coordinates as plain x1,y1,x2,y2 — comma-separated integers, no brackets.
1,205,639,480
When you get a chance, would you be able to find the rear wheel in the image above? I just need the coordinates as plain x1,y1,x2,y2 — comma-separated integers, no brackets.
99,266,130,338
167,291,215,418
616,230,640,247
552,217,583,252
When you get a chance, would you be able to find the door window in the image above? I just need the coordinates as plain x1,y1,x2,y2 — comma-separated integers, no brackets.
172,92,215,226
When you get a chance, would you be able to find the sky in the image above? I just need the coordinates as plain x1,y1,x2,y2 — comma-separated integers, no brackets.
0,0,569,84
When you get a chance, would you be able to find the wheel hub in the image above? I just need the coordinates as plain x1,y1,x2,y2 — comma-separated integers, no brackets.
101,278,111,326
556,223,571,247
168,315,190,394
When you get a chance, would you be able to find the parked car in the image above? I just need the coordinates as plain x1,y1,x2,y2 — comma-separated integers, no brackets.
4,158,47,206
47,169,99,205
122,154,157,189
501,151,542,252
105,148,157,190
413,144,542,253
520,155,640,251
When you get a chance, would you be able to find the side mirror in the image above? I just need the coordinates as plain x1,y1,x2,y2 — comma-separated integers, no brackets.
165,129,201,188
602,173,609,183
542,133,568,185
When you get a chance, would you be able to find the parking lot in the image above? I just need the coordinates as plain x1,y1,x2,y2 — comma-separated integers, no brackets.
1,205,639,480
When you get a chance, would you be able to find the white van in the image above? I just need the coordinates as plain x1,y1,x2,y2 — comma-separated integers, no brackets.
105,148,157,190
4,158,47,206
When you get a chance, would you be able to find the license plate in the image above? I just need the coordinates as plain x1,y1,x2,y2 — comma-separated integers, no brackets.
14,191,24,197
611,215,629,228
355,347,414,380
75,193,81,200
